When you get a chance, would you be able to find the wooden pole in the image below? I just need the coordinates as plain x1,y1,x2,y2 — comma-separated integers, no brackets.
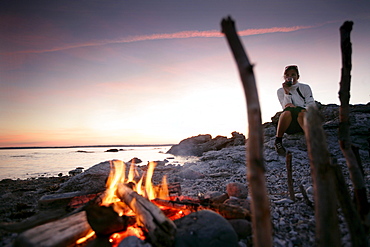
285,151,295,201
338,21,369,219
304,106,341,246
221,16,272,247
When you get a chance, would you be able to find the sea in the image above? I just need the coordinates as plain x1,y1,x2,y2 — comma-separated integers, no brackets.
0,145,191,180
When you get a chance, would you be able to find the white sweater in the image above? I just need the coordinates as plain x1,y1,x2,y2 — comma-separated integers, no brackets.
277,82,315,109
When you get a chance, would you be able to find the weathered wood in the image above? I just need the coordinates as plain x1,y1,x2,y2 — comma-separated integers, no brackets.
304,106,341,246
285,151,295,201
221,16,272,247
0,191,94,233
153,198,251,220
116,184,176,247
85,203,132,236
332,158,368,246
13,211,92,247
168,182,182,196
299,184,313,209
338,21,369,219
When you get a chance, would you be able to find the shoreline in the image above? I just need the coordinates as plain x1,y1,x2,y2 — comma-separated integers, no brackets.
0,144,174,150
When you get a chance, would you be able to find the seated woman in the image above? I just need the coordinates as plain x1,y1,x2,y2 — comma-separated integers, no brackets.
275,65,315,155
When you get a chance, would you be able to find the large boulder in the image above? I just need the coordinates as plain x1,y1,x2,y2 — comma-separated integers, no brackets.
174,210,239,247
167,132,245,156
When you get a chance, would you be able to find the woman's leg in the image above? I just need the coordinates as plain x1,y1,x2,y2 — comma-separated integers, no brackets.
275,110,292,156
297,110,306,130
276,111,292,137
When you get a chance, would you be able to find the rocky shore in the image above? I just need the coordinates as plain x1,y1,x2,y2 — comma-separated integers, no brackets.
0,102,369,246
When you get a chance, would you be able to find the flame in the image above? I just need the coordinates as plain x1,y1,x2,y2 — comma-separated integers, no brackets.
76,229,95,245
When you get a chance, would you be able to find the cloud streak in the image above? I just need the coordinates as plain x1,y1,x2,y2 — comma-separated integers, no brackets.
4,25,316,55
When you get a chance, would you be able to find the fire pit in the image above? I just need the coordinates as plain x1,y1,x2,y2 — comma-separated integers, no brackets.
11,160,250,247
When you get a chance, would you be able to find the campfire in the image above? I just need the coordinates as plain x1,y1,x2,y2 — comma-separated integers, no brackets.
77,160,178,246
12,159,250,247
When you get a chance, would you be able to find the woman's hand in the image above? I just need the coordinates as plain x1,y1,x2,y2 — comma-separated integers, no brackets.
284,103,295,108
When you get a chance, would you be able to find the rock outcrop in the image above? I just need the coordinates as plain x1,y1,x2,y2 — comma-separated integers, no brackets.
166,131,245,156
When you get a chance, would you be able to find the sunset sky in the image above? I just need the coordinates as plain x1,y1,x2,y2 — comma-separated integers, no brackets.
1,0,370,147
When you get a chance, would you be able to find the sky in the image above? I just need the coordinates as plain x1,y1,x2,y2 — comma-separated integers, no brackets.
1,0,370,148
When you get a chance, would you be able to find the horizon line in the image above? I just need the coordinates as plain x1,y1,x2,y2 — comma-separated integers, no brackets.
0,144,175,150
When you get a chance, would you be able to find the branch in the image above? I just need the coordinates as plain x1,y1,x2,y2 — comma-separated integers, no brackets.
304,105,341,246
221,16,272,247
338,20,369,219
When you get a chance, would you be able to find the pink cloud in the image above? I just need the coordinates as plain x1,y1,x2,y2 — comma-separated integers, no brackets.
2,24,317,55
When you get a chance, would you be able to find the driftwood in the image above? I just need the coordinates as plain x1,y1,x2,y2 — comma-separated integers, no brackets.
285,151,295,201
116,183,176,247
338,21,369,219
304,106,341,246
13,211,92,247
0,208,68,233
332,158,368,246
153,198,251,220
221,16,272,247
299,184,313,209
85,203,133,236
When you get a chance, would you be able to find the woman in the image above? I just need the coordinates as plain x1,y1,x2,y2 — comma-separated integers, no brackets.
275,65,315,155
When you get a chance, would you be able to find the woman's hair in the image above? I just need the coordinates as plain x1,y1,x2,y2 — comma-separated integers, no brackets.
284,65,300,77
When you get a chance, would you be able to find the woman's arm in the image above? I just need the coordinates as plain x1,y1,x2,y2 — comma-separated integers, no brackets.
277,88,294,109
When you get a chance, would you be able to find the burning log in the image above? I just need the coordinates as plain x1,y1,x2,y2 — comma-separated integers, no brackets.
85,202,134,236
116,183,176,247
13,211,92,247
221,16,272,246
153,198,251,220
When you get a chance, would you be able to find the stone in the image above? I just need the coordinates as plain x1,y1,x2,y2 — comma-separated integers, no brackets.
174,210,239,247
178,168,204,180
228,219,252,239
127,157,142,164
166,132,245,156
226,182,248,199
58,161,111,194
118,236,152,247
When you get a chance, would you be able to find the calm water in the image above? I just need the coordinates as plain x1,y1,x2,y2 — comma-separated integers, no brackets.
0,146,189,180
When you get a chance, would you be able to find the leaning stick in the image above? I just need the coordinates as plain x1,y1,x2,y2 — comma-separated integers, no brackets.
221,16,272,247
304,106,341,246
116,184,176,247
338,21,369,219
285,151,295,201
332,158,368,247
